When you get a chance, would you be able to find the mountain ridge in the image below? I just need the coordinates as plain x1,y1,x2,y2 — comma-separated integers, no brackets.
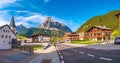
77,10,120,32
39,17,72,32
16,24,27,33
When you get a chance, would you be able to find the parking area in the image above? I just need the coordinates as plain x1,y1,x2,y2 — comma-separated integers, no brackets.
0,50,36,63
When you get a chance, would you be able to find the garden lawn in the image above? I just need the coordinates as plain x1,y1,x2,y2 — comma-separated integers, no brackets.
70,40,101,45
33,45,43,50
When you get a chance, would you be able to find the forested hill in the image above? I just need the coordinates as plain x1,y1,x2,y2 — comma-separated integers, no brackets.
18,27,64,37
77,10,120,32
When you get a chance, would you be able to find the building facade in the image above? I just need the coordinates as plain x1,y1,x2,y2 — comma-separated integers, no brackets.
0,25,16,49
86,26,113,41
79,31,86,40
29,34,51,42
63,32,79,42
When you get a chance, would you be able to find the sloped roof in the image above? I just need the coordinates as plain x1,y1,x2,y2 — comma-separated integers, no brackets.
0,24,16,36
86,26,113,32
64,32,79,36
29,33,50,37
116,13,120,17
94,26,113,30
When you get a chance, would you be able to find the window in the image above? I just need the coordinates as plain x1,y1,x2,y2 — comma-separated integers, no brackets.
1,35,4,38
9,36,11,38
9,41,11,44
3,30,5,32
8,31,10,33
5,35,7,38
3,41,5,43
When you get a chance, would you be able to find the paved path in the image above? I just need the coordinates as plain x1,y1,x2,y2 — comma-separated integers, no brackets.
57,43,120,63
29,45,60,63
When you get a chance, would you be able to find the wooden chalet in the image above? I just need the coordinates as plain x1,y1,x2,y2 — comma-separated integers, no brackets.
63,32,79,42
86,26,113,41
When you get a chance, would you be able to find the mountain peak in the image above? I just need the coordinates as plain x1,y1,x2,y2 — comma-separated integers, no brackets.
45,17,54,22
39,17,72,32
16,24,27,33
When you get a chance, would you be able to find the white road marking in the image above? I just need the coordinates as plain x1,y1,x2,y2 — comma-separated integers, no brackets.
79,51,84,54
87,54,95,57
60,56,63,59
61,60,65,63
99,57,112,61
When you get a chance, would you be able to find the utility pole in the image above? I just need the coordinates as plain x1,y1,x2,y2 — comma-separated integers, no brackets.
116,13,120,36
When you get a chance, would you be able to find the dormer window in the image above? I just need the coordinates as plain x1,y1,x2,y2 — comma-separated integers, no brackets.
9,36,11,38
3,30,5,32
8,31,10,33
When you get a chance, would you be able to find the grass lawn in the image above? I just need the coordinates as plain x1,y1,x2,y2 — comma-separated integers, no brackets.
33,45,43,50
70,40,101,45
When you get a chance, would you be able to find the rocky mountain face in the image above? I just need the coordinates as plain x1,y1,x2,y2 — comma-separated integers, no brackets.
16,24,27,33
39,17,72,32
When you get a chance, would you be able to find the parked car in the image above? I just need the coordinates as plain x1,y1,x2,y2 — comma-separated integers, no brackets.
114,37,120,44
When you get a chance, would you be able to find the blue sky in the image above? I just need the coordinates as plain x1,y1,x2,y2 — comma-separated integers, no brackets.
0,0,120,31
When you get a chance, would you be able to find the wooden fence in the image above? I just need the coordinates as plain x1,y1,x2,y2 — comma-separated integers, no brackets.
12,45,34,54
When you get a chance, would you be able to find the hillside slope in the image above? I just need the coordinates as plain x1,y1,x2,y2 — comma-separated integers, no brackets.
77,10,120,32
16,24,27,33
18,27,64,37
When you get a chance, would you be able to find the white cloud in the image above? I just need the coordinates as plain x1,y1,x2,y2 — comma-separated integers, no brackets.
0,0,17,8
0,9,76,31
0,10,11,26
15,13,75,31
44,0,50,3
16,10,29,13
0,19,9,26
15,14,47,27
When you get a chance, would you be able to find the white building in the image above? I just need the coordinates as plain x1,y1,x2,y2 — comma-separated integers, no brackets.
79,31,85,40
0,16,16,49
0,25,16,49
29,34,51,42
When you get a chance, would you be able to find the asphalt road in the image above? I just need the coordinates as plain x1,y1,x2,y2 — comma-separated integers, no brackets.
56,43,120,63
